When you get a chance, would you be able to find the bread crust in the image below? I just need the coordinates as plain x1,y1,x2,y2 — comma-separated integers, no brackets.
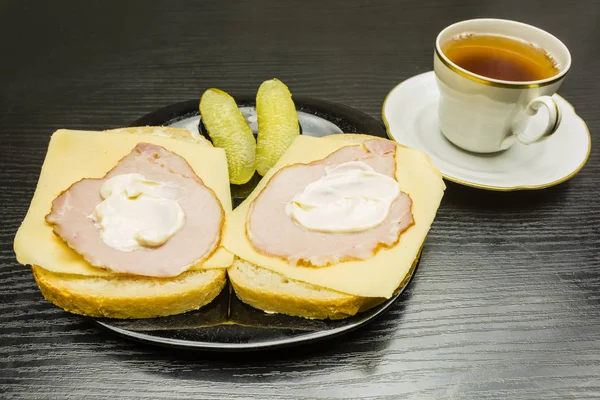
229,259,392,320
32,266,227,319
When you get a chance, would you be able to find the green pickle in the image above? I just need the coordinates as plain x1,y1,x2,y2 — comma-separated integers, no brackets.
256,79,300,176
199,89,256,184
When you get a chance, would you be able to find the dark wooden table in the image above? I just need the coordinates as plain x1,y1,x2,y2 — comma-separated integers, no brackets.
1,1,599,399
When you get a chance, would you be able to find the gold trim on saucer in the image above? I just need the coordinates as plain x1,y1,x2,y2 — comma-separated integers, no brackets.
433,47,568,89
381,76,592,192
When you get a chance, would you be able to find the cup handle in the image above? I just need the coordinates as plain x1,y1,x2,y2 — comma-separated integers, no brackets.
514,96,562,145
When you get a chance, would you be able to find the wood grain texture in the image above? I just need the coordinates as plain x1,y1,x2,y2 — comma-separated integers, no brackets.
1,0,599,399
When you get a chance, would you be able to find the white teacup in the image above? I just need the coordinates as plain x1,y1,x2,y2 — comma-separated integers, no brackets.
434,19,571,153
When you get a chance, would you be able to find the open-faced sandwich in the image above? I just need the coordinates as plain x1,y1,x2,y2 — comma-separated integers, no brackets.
14,127,234,318
223,133,445,319
14,79,445,321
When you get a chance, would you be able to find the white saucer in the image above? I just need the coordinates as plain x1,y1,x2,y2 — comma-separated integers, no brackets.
383,71,591,191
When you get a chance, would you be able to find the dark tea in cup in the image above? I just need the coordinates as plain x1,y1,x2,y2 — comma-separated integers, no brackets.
441,34,558,82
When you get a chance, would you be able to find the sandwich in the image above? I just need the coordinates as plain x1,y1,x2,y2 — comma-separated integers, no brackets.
14,78,445,322
223,134,445,319
14,126,234,319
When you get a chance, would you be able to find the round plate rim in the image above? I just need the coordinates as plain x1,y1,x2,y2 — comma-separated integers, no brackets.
91,260,417,352
382,71,592,191
91,97,411,351
130,95,386,138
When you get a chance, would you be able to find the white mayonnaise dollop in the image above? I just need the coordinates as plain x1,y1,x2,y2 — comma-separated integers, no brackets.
285,161,400,233
90,173,185,252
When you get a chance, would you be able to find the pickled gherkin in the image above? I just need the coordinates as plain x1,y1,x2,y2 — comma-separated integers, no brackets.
199,89,256,184
256,79,300,176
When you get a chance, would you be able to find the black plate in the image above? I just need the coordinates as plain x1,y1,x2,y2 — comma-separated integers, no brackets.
93,97,415,351
130,96,386,138
93,261,418,352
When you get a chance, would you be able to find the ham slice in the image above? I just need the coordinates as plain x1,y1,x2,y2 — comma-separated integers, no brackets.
247,139,414,267
46,143,223,277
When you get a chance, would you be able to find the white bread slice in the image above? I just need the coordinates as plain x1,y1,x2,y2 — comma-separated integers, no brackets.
32,266,227,319
229,256,418,320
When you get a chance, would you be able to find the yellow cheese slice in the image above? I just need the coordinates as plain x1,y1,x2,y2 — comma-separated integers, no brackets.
14,129,234,276
103,126,213,146
222,135,445,298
